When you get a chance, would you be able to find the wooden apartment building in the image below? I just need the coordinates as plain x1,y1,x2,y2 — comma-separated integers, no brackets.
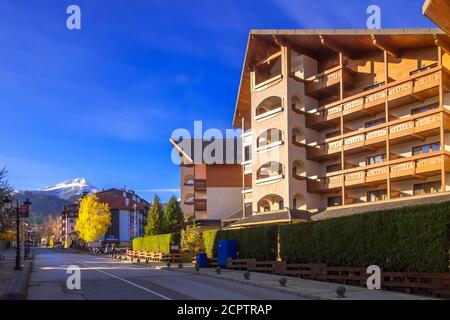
229,25,450,226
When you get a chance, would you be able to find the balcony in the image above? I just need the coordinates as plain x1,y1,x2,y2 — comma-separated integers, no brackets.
242,162,252,175
305,66,353,99
306,140,342,161
310,110,450,158
194,179,207,192
194,199,207,211
242,189,252,203
318,152,450,191
306,67,450,127
389,111,450,144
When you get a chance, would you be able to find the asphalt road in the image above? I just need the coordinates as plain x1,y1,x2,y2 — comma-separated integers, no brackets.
28,248,304,300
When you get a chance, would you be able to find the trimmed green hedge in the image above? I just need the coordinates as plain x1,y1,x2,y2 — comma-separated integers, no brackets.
132,233,181,254
203,225,278,261
280,202,450,273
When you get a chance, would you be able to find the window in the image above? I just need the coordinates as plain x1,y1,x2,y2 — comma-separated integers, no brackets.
364,118,385,128
327,196,342,207
278,200,284,210
366,154,386,165
325,130,341,139
257,129,282,148
413,181,441,195
244,145,251,162
411,103,439,115
412,143,440,156
364,82,385,91
326,163,341,173
367,189,387,202
257,162,283,180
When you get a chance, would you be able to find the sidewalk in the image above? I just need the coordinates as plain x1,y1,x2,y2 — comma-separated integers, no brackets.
168,267,434,300
0,249,34,300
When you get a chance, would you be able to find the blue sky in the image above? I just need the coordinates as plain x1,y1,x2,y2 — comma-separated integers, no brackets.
0,0,434,201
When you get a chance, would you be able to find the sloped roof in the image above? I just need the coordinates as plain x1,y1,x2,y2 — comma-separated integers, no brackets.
170,138,242,165
232,28,449,128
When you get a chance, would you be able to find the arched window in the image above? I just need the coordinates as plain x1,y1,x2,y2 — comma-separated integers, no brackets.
184,194,194,205
292,160,305,179
292,127,304,145
255,96,282,119
291,95,303,113
257,194,284,213
257,128,283,148
293,193,303,210
256,162,283,181
184,175,194,186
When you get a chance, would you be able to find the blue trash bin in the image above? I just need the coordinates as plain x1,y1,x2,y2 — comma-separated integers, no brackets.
217,240,237,267
196,252,208,268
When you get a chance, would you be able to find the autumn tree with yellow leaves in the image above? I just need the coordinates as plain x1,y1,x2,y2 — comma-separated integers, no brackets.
75,194,111,243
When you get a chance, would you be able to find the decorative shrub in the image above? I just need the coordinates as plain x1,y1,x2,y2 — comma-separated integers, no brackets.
132,232,181,254
279,202,450,273
203,225,278,261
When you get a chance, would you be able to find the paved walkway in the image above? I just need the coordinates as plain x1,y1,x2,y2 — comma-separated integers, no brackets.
168,267,434,300
0,248,31,296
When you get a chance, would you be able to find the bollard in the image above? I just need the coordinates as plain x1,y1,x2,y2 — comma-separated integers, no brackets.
336,286,346,298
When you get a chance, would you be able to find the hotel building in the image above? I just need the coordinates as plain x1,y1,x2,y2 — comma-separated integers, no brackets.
229,28,450,226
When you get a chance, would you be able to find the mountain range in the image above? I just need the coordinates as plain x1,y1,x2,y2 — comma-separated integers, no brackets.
15,178,98,224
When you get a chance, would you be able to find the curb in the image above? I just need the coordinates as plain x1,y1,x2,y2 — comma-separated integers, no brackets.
167,268,328,300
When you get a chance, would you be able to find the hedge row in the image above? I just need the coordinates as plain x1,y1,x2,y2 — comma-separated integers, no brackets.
132,233,181,254
279,202,450,273
203,225,278,261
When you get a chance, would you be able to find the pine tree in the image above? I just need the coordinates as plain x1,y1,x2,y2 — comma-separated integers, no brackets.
162,195,184,233
144,194,163,236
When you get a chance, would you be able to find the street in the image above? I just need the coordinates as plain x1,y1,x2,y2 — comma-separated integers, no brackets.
28,248,304,300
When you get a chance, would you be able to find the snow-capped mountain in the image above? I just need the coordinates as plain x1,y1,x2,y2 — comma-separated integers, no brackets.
40,178,99,201
13,178,98,224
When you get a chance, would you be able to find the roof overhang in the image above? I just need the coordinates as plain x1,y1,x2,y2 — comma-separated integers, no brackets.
232,28,448,129
423,0,450,35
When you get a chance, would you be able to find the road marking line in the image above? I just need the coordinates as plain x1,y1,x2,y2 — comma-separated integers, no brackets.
76,261,172,300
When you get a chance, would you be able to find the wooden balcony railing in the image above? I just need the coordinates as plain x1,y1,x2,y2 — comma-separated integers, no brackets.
194,179,207,192
308,110,450,160
194,199,207,211
321,152,450,190
305,66,353,99
305,67,449,129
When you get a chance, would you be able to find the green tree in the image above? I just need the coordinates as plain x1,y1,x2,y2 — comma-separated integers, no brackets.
145,195,163,236
162,195,184,233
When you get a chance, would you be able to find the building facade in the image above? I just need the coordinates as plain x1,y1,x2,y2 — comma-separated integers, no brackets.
171,138,243,228
231,28,450,225
60,188,150,246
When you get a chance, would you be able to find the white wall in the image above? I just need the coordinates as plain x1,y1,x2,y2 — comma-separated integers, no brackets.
206,187,243,220
119,210,130,242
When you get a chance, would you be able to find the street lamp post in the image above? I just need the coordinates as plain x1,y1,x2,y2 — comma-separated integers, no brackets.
1,196,32,270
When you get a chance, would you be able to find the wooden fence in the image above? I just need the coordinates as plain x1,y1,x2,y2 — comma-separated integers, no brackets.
225,258,450,298
122,249,180,263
